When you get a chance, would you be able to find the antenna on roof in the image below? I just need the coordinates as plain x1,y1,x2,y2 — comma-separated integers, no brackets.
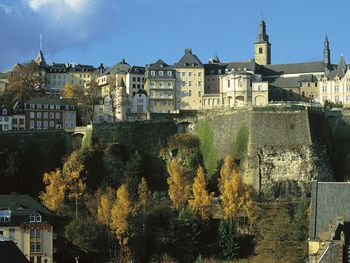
261,12,264,20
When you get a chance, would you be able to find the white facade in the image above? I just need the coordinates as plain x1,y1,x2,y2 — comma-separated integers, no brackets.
318,70,350,106
0,108,12,131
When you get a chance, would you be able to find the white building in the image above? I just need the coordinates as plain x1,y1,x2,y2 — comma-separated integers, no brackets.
0,107,12,131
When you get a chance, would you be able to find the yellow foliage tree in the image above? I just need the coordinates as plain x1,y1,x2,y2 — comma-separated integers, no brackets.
63,151,86,219
136,177,151,213
188,165,213,220
167,159,191,211
110,184,132,247
61,83,74,98
97,188,114,225
40,169,67,214
218,155,235,194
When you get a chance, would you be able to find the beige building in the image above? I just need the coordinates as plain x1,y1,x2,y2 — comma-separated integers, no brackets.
0,195,54,263
175,49,204,110
145,60,177,113
318,56,350,106
254,20,271,65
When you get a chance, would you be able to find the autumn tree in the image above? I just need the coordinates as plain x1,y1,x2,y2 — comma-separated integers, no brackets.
167,159,191,211
219,156,257,225
1,61,45,107
97,187,114,261
188,166,213,220
110,184,133,255
63,151,86,219
61,83,84,98
82,79,101,124
40,169,67,214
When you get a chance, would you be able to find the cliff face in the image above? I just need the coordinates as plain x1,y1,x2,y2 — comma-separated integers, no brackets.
254,145,334,198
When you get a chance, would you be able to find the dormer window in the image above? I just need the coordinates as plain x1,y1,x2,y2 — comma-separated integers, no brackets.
29,211,42,223
159,71,164,77
2,109,7,115
0,209,11,222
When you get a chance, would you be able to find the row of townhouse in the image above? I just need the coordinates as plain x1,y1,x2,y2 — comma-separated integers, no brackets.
0,97,77,131
17,19,349,120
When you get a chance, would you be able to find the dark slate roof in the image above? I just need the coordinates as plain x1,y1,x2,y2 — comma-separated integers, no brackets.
0,241,29,263
135,88,147,96
298,74,317,82
129,66,145,75
174,49,203,68
0,195,52,227
204,60,255,75
148,59,174,70
265,77,300,89
26,97,75,106
104,59,131,75
260,61,326,76
309,182,350,239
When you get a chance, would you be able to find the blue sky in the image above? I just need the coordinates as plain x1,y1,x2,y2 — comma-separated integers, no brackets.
1,0,350,71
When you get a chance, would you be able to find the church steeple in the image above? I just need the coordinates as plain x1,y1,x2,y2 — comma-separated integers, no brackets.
254,19,271,65
324,35,331,66
34,50,47,66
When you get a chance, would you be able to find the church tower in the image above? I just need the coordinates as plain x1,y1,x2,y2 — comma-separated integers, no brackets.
323,35,331,66
254,20,271,65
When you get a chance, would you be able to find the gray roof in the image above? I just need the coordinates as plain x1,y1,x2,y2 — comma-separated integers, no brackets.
204,60,255,75
174,49,203,68
260,61,326,76
26,97,75,106
298,74,317,82
0,195,52,227
129,66,145,75
103,58,131,75
0,241,29,263
147,59,174,70
309,182,350,239
118,78,126,88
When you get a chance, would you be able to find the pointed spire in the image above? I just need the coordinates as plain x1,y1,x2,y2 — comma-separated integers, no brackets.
324,35,329,49
338,54,346,74
34,50,47,66
256,19,269,43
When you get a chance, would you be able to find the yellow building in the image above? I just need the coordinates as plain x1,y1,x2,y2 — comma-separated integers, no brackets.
254,20,271,65
145,60,176,113
0,195,54,263
174,49,204,110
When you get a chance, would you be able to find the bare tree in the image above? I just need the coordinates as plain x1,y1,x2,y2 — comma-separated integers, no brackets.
1,61,46,107
83,80,101,124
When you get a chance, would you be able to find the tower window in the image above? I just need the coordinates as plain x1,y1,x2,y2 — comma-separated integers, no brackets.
259,47,263,54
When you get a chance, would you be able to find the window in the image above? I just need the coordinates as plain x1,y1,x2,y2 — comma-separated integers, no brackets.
9,228,15,239
198,81,202,87
167,101,173,106
189,81,192,87
136,105,143,113
218,69,222,75
346,96,350,102
168,92,172,98
182,81,186,87
30,104,35,109
335,86,340,93
43,112,48,119
335,96,340,102
167,82,172,88
30,120,35,129
150,71,155,77
50,105,54,110
4,116,8,122
56,112,60,119
198,72,202,77
217,98,220,105
19,119,24,125
36,121,42,129
198,91,202,97
150,81,155,88
347,85,350,92
258,85,262,91
44,104,48,109
159,71,164,77
13,119,18,125
30,112,35,119
259,47,263,54
159,92,164,98
189,90,192,97
228,80,230,88
43,121,48,129
0,209,11,222
322,87,327,93
167,71,172,77
49,121,54,128
188,72,192,77
159,82,164,88
37,112,41,118
181,72,185,77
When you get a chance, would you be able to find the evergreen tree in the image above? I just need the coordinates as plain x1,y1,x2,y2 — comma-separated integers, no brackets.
218,219,240,260
124,151,142,201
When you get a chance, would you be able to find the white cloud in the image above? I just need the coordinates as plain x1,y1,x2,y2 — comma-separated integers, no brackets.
0,3,13,14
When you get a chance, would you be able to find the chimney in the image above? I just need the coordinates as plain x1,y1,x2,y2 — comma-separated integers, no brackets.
185,48,192,54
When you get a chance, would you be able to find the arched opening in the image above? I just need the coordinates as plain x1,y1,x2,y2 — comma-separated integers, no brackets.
259,47,263,54
255,95,266,106
235,96,245,107
176,121,193,133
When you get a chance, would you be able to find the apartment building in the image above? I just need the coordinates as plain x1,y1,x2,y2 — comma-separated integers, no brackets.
0,107,12,131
